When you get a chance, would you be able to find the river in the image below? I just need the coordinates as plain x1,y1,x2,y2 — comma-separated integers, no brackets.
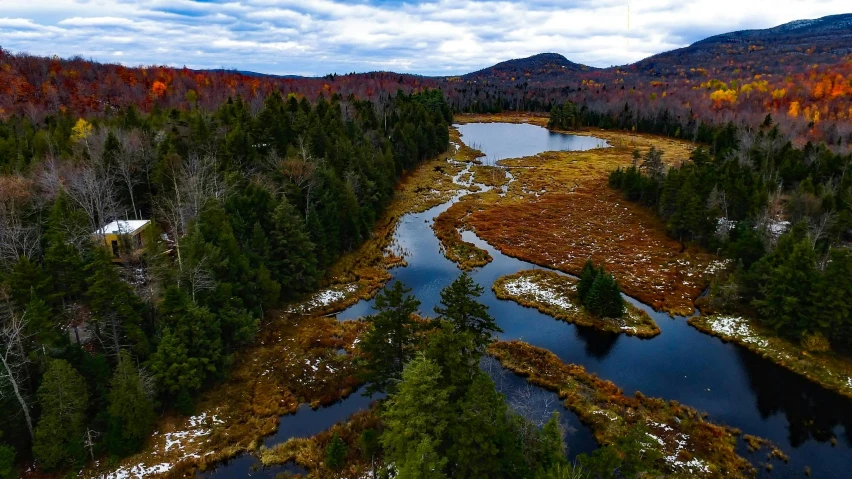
204,122,852,478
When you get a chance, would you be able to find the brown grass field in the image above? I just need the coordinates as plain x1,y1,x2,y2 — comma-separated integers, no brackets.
444,113,717,315
488,340,785,478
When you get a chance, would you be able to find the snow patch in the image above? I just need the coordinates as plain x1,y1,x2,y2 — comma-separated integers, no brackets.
503,276,577,312
709,316,768,348
288,283,358,313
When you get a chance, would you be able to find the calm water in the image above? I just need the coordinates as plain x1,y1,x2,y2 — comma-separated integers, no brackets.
456,122,608,164
205,123,852,478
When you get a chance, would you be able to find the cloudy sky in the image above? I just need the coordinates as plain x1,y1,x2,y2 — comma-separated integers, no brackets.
0,0,849,76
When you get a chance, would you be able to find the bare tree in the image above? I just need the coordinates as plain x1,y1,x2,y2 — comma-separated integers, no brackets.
0,304,34,440
808,212,837,249
114,130,146,220
185,256,216,304
66,161,119,237
157,152,223,273
0,213,40,268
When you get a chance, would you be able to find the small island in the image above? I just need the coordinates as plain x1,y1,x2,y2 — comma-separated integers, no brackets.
492,264,660,338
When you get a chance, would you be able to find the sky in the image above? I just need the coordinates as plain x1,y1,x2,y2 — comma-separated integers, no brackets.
0,0,849,77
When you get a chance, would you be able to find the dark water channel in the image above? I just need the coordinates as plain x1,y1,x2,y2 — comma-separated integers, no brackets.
204,123,852,478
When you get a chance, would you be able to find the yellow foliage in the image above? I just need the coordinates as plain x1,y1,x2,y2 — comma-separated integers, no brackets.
71,118,92,143
788,101,800,118
710,89,737,103
771,89,786,100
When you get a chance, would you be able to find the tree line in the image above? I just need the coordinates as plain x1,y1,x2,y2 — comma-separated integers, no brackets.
0,89,451,474
601,110,852,353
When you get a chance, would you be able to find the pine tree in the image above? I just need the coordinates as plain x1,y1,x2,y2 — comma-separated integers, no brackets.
753,238,818,337
360,281,421,395
434,272,501,349
381,355,451,477
325,433,347,472
812,248,852,345
32,360,89,470
269,198,318,297
86,249,150,358
149,287,222,398
106,351,156,456
576,260,598,303
0,431,14,479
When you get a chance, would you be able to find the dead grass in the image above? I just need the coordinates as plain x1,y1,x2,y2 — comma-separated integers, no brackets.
444,114,715,315
432,194,493,270
259,408,381,478
471,165,511,188
689,316,852,399
488,341,784,478
493,270,659,338
449,126,485,162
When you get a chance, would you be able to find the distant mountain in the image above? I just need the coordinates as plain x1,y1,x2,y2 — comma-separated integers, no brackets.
458,13,852,83
633,13,852,76
461,53,593,82
202,68,310,79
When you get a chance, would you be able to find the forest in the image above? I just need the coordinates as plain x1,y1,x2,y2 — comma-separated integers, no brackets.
0,88,450,474
600,106,852,353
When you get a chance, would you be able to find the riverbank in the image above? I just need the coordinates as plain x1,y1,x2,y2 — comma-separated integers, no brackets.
493,269,660,338
689,315,852,399
488,340,785,477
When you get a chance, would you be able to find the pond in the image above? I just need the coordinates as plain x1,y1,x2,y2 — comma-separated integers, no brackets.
205,122,852,477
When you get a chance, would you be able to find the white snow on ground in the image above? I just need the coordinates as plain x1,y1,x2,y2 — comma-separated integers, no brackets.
704,259,732,276
708,316,769,348
767,220,791,239
503,276,577,312
104,462,173,479
646,421,711,475
288,283,358,313
99,413,221,478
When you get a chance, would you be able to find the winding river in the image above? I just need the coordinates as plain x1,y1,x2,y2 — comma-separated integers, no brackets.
205,123,852,478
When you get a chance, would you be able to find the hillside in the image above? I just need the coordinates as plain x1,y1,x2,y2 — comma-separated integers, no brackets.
0,13,851,144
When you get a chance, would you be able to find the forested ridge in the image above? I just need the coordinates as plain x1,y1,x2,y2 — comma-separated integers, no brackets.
3,14,852,148
0,89,450,474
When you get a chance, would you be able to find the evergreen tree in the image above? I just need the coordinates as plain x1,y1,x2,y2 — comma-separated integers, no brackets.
325,433,347,472
0,432,13,479
149,287,222,398
360,281,421,395
381,355,451,477
578,262,624,318
268,197,318,297
86,249,150,358
106,351,156,456
32,360,88,470
576,260,598,303
753,237,818,337
434,272,501,349
813,248,852,346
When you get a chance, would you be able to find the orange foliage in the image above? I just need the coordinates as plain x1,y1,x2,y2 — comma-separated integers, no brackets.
151,81,167,97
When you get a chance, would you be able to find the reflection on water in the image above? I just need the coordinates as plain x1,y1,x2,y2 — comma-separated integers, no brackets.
206,122,852,477
574,326,620,360
334,123,852,477
456,122,609,164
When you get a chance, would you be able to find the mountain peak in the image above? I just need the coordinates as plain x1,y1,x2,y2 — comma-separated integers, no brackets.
462,52,592,80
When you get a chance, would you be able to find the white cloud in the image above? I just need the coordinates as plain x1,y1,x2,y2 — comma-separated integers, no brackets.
0,0,848,75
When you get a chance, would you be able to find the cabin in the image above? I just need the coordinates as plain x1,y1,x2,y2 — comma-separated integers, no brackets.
93,219,151,261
